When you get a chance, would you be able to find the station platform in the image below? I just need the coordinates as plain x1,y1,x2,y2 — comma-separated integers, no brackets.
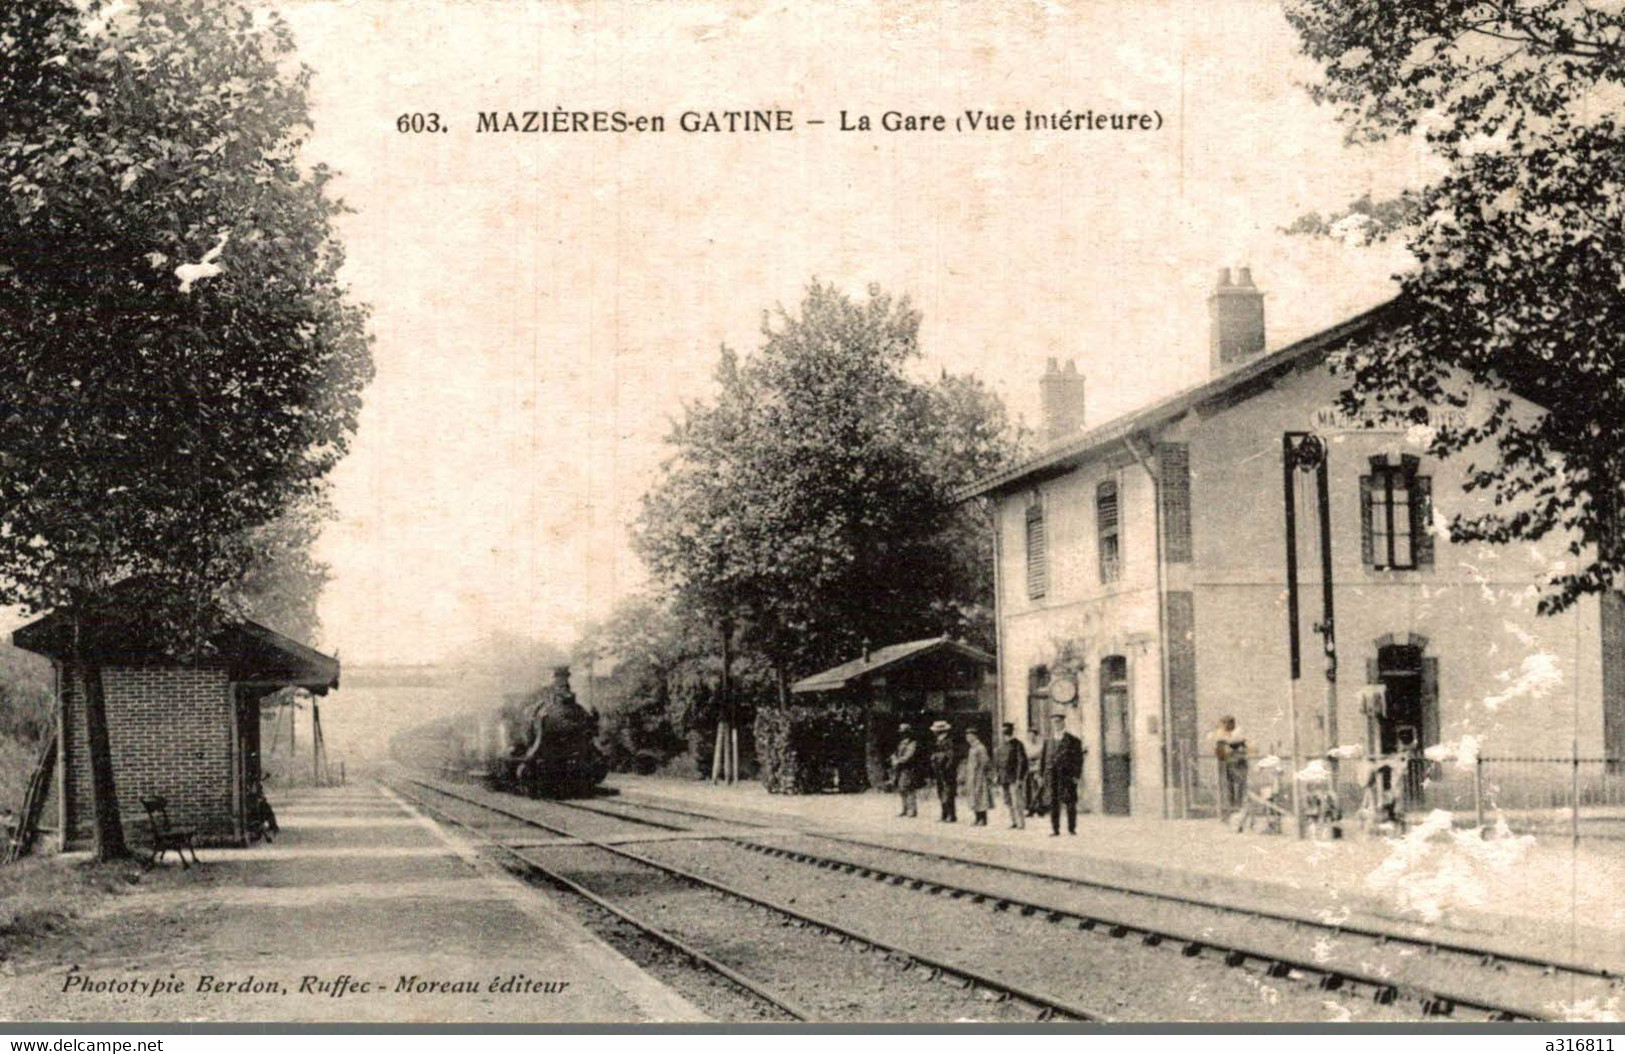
606,774,1625,975
1,783,703,1023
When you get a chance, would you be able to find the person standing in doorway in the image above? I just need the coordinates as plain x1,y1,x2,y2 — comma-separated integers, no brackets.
1211,716,1248,820
929,720,958,823
888,723,921,818
963,729,995,826
997,722,1029,829
1025,727,1048,817
1040,713,1085,836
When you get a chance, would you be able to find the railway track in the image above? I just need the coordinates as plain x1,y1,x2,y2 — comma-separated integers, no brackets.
540,789,1619,1022
391,776,1113,1023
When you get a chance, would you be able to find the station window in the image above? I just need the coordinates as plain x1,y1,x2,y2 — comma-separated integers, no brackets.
1025,501,1048,599
1097,480,1122,583
1362,455,1434,570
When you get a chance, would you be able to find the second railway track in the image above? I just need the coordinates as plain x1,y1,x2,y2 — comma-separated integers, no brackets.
393,773,1542,1022
390,776,1111,1023
535,785,1619,1022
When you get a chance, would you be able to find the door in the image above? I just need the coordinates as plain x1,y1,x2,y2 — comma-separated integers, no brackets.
1375,645,1434,807
1100,656,1132,815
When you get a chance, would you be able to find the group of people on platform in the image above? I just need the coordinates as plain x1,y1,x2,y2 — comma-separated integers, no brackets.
886,714,1086,836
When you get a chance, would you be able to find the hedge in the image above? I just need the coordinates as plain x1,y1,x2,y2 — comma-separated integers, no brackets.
755,702,869,794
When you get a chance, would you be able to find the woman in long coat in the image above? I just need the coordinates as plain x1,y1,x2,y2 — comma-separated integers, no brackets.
962,730,996,826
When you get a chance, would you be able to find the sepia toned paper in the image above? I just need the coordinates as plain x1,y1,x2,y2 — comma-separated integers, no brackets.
1,0,1620,1035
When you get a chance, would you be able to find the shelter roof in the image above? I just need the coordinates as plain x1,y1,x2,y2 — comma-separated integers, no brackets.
790,636,994,695
13,609,340,695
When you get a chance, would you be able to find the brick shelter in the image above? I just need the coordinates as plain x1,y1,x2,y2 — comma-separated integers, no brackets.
13,611,339,851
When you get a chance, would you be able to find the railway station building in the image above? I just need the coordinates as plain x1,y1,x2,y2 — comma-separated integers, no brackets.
14,606,340,850
961,269,1624,818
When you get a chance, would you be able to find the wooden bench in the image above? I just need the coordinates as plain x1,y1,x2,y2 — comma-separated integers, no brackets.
139,796,200,869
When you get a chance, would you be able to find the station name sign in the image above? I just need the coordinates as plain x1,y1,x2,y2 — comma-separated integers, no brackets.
1310,404,1469,434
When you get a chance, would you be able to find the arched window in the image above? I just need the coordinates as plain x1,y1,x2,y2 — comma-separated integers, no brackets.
1026,665,1051,732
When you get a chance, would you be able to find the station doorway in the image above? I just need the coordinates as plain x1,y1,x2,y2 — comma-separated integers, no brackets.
1099,656,1131,815
1370,643,1439,804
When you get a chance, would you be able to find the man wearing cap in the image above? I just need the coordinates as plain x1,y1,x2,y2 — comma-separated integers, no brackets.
1039,713,1085,836
888,723,922,818
997,722,1029,829
928,720,958,823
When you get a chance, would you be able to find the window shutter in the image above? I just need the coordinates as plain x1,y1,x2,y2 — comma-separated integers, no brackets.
1025,504,1047,599
1359,475,1375,566
1158,443,1193,563
1412,475,1434,566
1420,656,1441,778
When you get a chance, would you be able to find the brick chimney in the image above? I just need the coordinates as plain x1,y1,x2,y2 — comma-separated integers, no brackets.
1040,357,1086,444
1209,266,1265,372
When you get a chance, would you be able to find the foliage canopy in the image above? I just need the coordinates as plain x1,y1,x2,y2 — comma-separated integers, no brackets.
635,280,1022,691
1286,0,1625,613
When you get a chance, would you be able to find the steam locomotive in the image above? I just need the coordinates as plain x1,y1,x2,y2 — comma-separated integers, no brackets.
445,666,610,797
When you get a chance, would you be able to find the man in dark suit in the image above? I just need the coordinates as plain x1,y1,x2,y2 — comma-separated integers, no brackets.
1039,713,1085,836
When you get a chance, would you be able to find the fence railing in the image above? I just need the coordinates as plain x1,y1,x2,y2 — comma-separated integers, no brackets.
1168,745,1624,841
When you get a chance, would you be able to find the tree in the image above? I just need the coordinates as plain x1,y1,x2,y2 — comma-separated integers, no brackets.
635,281,1024,701
1285,0,1625,614
573,594,770,773
237,496,334,646
0,0,374,858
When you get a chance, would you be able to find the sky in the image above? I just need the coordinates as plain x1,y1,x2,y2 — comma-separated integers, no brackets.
271,0,1427,665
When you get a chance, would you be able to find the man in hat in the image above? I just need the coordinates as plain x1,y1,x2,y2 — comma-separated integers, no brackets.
997,721,1029,829
888,723,922,818
928,720,958,822
1039,712,1085,836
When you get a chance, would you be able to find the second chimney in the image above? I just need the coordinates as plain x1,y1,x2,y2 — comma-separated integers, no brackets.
1209,266,1265,373
1040,357,1086,444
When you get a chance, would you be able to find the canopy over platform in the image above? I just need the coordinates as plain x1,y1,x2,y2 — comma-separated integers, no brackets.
13,610,339,695
791,636,994,695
